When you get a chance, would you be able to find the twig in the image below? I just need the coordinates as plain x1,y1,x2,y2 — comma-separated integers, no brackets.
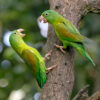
87,91,100,100
73,85,89,100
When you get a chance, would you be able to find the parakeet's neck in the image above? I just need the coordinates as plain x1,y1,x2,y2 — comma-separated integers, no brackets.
10,37,27,55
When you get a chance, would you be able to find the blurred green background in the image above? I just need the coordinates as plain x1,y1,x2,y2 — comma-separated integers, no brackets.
0,0,100,100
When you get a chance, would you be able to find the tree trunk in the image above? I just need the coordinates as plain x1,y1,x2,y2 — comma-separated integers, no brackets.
40,0,100,100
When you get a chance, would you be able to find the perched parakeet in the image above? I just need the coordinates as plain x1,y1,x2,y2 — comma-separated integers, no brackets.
9,29,51,88
40,10,95,66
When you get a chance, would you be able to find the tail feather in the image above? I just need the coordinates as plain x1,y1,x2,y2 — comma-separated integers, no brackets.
37,74,46,88
73,43,95,66
84,36,98,56
83,52,95,66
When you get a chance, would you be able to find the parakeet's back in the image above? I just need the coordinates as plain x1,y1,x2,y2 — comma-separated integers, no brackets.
22,48,47,88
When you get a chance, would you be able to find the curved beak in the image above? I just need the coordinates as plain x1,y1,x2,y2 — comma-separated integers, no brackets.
39,15,48,23
17,28,26,38
20,33,26,38
39,15,44,22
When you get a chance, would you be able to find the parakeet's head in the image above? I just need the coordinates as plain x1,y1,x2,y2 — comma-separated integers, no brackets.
40,10,61,24
9,29,26,46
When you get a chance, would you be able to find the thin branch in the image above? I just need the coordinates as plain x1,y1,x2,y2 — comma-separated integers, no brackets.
73,85,89,100
87,91,100,100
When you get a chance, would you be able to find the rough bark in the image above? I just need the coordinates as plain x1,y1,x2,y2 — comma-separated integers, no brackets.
40,0,100,100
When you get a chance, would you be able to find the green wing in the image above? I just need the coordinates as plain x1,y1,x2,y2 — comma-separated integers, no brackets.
55,20,84,43
22,49,46,88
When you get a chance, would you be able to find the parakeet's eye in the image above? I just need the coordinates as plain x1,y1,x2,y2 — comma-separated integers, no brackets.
14,32,16,34
45,13,48,16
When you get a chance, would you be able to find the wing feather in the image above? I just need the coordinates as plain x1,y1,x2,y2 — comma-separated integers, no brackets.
22,49,46,88
55,22,84,43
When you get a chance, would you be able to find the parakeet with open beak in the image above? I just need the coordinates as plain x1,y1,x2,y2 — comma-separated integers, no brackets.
40,10,95,66
9,29,56,88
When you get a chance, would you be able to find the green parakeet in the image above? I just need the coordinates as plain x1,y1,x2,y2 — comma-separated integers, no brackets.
40,10,95,66
9,29,55,88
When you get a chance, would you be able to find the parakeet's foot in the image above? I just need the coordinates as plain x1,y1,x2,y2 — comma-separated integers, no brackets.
46,65,57,73
54,44,66,54
44,50,52,60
